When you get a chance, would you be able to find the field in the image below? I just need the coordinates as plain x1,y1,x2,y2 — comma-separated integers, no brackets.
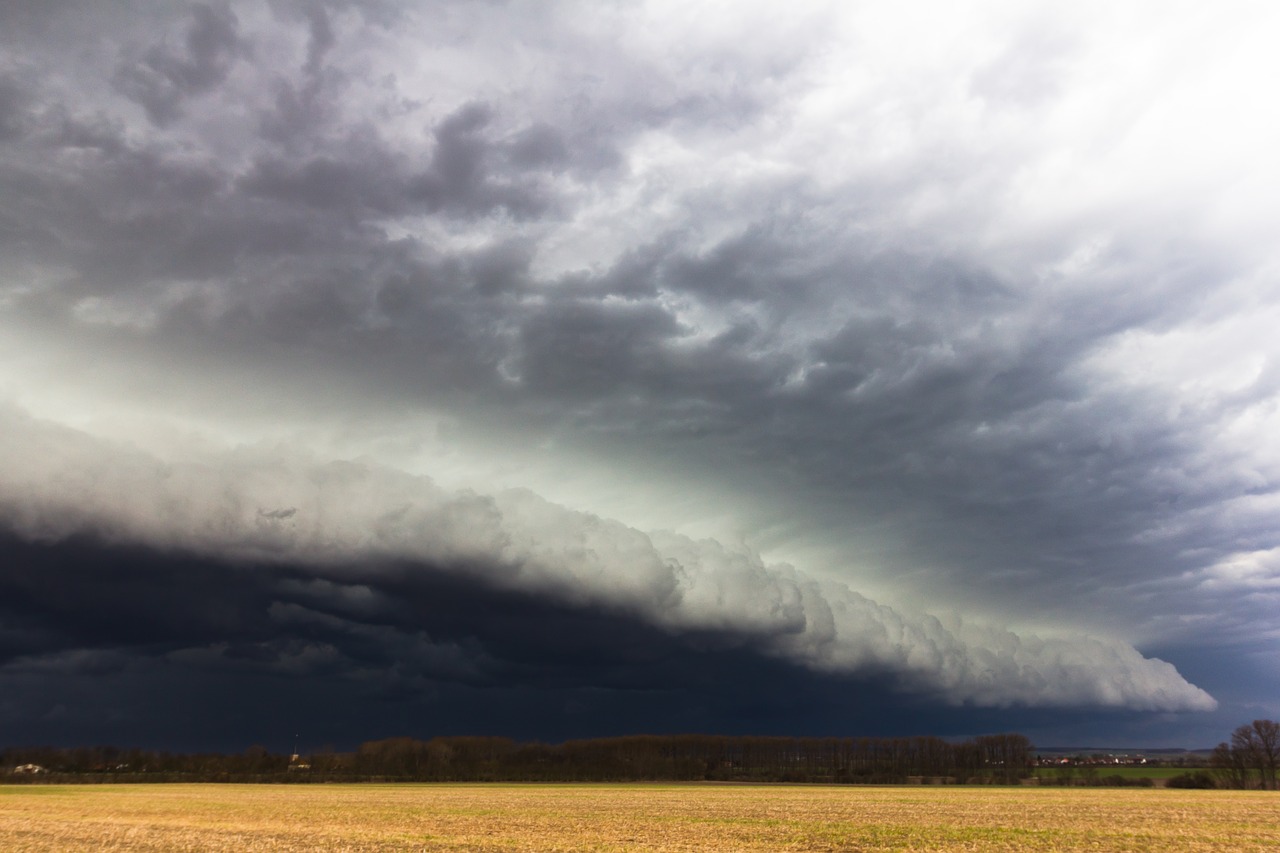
1032,766,1191,780
2,783,1279,851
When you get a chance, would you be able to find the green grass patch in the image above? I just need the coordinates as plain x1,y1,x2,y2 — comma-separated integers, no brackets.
1035,766,1194,780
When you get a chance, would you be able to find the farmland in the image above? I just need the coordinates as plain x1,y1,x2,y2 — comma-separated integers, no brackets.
1032,765,1190,781
2,783,1279,851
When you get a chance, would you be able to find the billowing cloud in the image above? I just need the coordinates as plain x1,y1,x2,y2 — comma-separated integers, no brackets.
113,2,246,125
0,405,1214,712
2,0,1278,745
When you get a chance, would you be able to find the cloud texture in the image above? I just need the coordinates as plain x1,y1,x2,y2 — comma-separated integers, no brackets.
2,0,1278,744
0,406,1214,711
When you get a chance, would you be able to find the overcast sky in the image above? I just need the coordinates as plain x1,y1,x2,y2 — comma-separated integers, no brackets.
2,0,1278,751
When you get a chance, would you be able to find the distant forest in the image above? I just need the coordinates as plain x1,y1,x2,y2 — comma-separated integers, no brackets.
3,733,1033,784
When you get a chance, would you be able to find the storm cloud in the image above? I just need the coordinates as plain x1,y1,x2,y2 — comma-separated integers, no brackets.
2,1,1278,747
0,407,1214,712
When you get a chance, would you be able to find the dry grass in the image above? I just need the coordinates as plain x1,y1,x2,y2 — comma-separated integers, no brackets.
2,783,1278,851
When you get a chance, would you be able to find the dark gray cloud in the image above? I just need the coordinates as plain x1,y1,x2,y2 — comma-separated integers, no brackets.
0,74,33,141
0,408,1217,713
114,2,246,125
0,530,1231,753
1,0,1278,747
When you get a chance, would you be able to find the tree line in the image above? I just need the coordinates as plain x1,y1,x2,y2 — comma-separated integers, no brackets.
9,722,1278,788
1209,719,1279,790
3,733,1033,784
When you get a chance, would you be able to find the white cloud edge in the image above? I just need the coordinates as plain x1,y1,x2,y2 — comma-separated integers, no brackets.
0,404,1216,712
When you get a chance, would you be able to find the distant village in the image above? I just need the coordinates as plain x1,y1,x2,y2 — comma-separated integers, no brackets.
1034,751,1202,768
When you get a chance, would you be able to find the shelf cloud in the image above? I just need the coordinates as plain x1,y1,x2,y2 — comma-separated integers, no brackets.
0,407,1216,713
1,0,1276,746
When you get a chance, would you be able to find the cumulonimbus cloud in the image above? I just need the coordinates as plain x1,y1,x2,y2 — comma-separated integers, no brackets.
0,405,1216,712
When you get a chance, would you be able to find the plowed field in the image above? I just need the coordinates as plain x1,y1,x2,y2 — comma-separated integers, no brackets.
2,783,1278,851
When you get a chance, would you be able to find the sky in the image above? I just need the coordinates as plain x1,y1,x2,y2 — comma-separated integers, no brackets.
1,0,1278,752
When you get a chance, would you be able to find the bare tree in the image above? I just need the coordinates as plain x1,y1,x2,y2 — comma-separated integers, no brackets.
1250,719,1279,790
1230,720,1280,790
1210,741,1249,789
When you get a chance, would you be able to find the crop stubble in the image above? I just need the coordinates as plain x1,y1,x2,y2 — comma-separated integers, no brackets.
1,783,1277,851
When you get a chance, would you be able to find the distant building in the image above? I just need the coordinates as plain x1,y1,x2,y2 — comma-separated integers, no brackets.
13,764,46,774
